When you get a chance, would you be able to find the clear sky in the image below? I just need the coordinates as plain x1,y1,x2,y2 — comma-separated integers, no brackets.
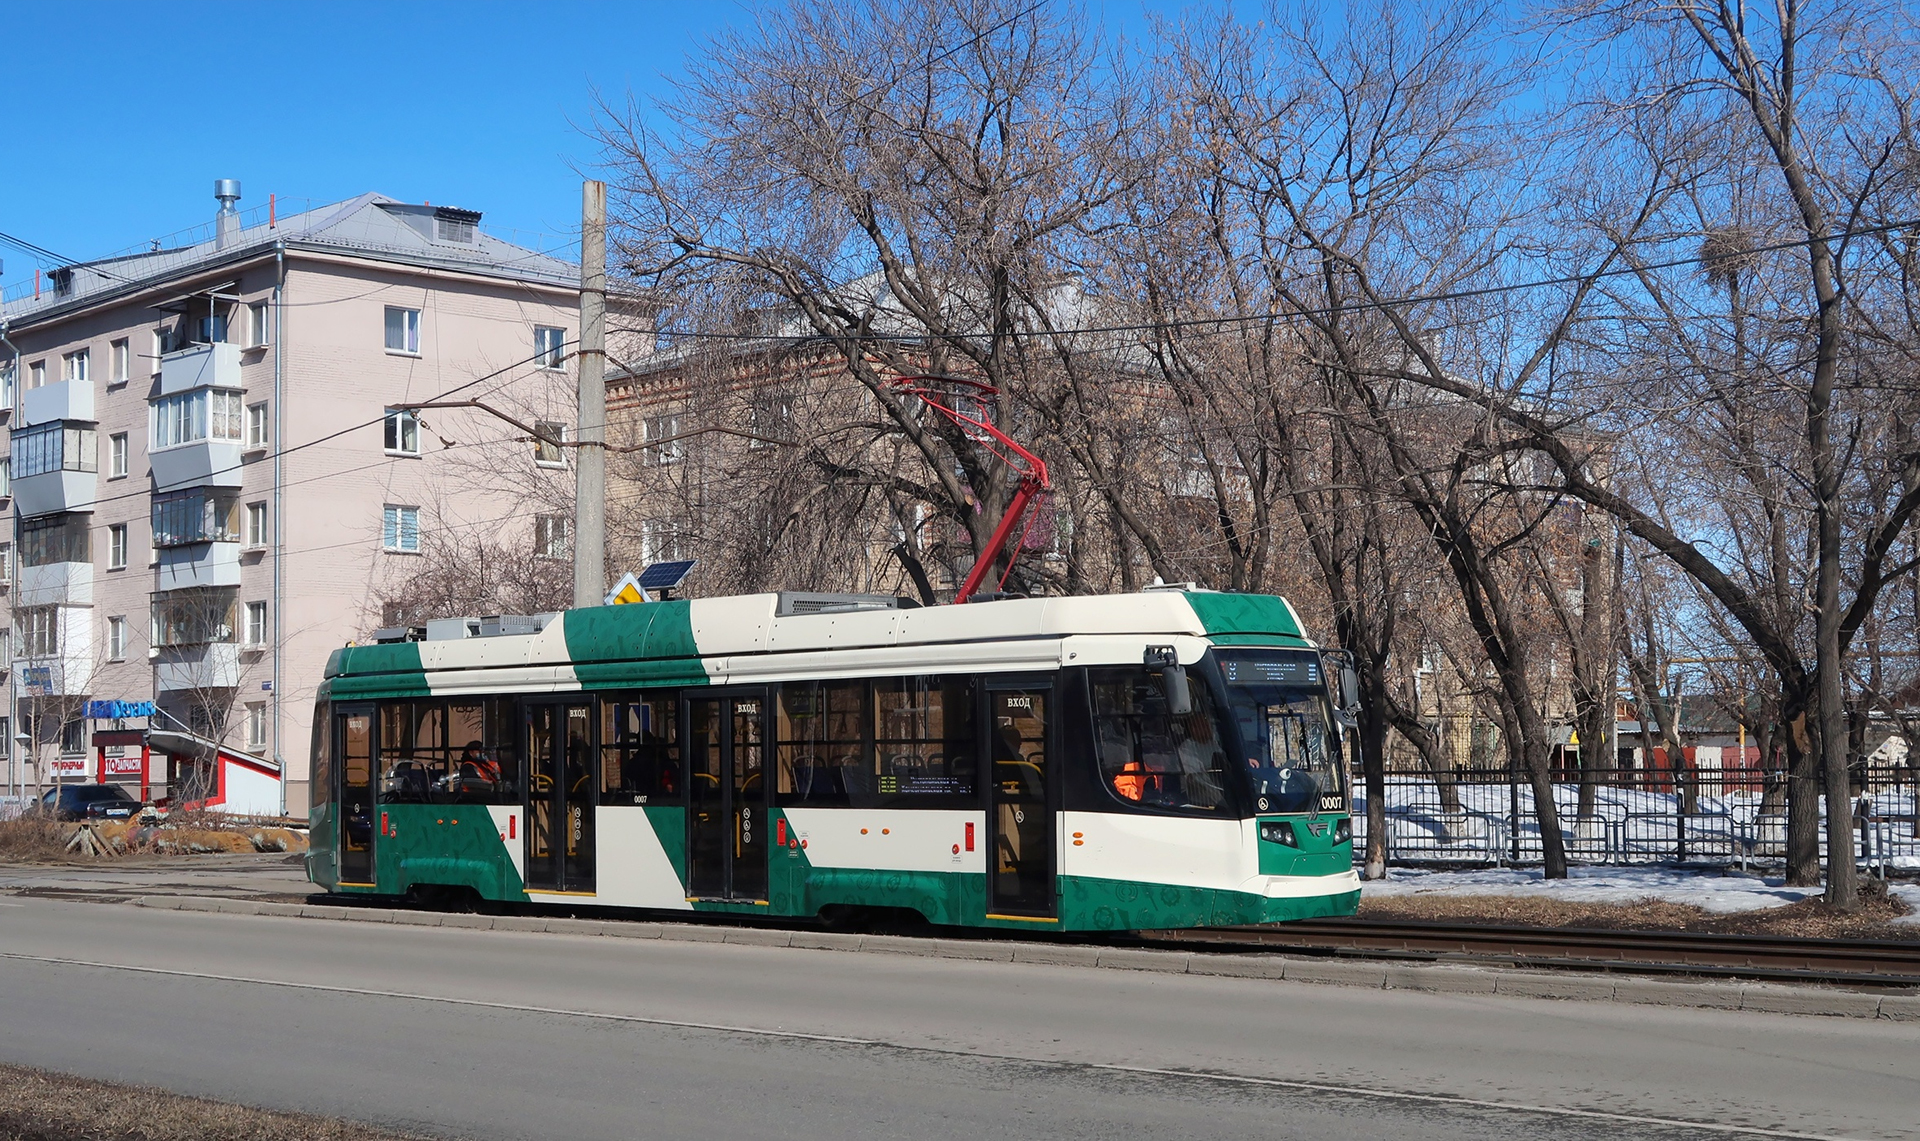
0,0,766,291
0,0,1166,294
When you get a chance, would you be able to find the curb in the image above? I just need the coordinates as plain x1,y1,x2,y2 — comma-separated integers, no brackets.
126,895,1918,1021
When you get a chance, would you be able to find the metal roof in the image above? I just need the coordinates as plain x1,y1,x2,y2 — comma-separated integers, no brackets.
1,192,578,327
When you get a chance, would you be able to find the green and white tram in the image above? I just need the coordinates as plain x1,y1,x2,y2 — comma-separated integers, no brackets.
307,587,1360,931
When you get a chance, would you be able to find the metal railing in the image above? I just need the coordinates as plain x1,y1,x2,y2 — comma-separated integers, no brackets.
1352,763,1920,870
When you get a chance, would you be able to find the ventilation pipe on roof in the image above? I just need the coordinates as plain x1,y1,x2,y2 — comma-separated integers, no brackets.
214,179,242,248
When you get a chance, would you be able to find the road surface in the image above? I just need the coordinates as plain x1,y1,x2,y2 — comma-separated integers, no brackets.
0,895,1913,1140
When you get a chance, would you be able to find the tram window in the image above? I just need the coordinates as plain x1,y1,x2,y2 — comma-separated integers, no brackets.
375,697,520,805
872,676,976,798
776,680,863,805
601,693,680,804
1089,668,1231,815
309,699,332,816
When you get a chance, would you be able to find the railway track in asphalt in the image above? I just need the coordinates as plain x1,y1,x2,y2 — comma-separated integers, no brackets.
1144,919,1920,988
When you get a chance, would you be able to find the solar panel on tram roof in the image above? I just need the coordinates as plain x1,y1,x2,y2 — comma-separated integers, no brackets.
638,559,697,591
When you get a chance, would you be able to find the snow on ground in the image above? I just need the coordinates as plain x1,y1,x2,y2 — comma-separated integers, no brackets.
1360,865,1819,913
1891,883,1920,926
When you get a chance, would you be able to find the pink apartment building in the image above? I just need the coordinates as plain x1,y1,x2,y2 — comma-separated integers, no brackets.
0,182,582,817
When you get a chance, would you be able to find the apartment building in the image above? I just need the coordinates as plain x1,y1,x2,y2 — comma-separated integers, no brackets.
0,182,581,816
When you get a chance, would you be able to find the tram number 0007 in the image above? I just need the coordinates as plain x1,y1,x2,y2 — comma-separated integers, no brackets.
1319,795,1344,813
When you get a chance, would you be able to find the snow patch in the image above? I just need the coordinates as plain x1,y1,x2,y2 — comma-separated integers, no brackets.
1359,865,1818,913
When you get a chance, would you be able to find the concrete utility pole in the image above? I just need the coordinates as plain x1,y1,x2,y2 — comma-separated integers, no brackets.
574,180,608,608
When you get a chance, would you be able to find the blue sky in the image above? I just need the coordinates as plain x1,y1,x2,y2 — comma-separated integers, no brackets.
0,0,1165,292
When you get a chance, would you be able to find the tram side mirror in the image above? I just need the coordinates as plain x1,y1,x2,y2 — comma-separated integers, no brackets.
1144,646,1193,716
1338,663,1360,713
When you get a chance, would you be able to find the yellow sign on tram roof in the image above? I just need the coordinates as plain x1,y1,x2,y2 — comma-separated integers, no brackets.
605,573,651,606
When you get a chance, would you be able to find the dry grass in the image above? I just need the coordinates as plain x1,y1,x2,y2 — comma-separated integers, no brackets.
0,815,307,865
0,1063,441,1140
1360,880,1918,940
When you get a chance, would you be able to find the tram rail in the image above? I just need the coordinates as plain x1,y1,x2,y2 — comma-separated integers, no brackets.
1142,919,1920,988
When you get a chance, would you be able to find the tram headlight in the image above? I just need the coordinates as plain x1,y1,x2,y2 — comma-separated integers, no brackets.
1334,817,1352,845
1259,820,1298,848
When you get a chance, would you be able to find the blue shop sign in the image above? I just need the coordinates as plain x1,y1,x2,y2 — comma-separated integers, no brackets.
84,700,156,720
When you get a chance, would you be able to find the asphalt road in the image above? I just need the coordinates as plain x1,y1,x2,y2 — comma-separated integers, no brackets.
0,897,1914,1140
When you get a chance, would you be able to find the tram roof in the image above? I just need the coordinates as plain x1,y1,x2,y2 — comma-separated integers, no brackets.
323,589,1312,698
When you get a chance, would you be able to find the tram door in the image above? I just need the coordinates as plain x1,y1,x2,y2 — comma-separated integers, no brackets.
685,693,767,901
335,706,376,886
987,685,1054,917
524,703,596,893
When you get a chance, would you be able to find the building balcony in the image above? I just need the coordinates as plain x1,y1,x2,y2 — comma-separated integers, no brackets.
12,469,97,518
151,439,244,492
154,642,242,693
159,341,241,396
16,561,93,607
19,378,94,427
156,541,241,590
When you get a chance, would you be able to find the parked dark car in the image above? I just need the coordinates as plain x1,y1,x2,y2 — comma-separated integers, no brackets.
38,784,142,821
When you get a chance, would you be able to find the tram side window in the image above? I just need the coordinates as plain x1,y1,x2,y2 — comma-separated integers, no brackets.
1088,668,1231,815
873,676,976,798
309,699,332,817
601,693,680,804
376,697,520,805
776,679,864,805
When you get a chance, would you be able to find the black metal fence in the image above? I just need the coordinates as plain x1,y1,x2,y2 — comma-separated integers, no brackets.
1352,764,1920,870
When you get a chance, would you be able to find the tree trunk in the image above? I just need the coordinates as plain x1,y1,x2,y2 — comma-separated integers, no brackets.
1360,658,1389,880
1783,711,1822,887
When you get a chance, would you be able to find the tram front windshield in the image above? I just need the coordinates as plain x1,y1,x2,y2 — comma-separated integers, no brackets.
1218,651,1344,814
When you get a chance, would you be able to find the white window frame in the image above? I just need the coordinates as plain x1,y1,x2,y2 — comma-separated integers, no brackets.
108,432,128,479
62,348,88,384
250,302,270,348
384,306,421,355
108,524,128,570
0,544,11,585
244,600,268,647
533,420,567,467
534,514,570,560
534,326,566,369
644,412,685,466
110,338,130,384
246,702,268,749
151,389,243,451
107,616,127,662
382,505,421,553
246,402,269,449
22,605,58,659
0,456,9,498
246,502,268,548
384,408,421,456
28,360,45,389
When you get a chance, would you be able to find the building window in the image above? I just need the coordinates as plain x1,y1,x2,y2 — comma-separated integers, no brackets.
533,420,566,467
151,489,241,547
246,402,269,449
27,360,45,389
534,514,570,560
108,524,128,570
151,388,243,450
748,394,794,449
108,433,128,478
246,502,268,548
643,412,684,466
434,211,477,243
61,349,88,384
246,702,268,749
383,505,421,553
21,606,58,658
0,457,9,498
12,422,97,477
18,515,90,565
384,408,420,455
641,518,686,563
0,359,13,410
534,326,566,369
0,544,11,584
384,306,421,354
250,302,270,347
245,601,268,646
110,339,130,383
107,616,127,662
150,587,238,646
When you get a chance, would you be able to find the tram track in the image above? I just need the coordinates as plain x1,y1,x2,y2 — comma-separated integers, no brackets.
1142,920,1920,988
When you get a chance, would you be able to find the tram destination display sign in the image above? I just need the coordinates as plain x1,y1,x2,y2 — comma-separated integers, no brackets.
1221,654,1320,687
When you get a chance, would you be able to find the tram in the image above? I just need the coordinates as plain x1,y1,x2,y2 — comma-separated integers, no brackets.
306,586,1360,931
